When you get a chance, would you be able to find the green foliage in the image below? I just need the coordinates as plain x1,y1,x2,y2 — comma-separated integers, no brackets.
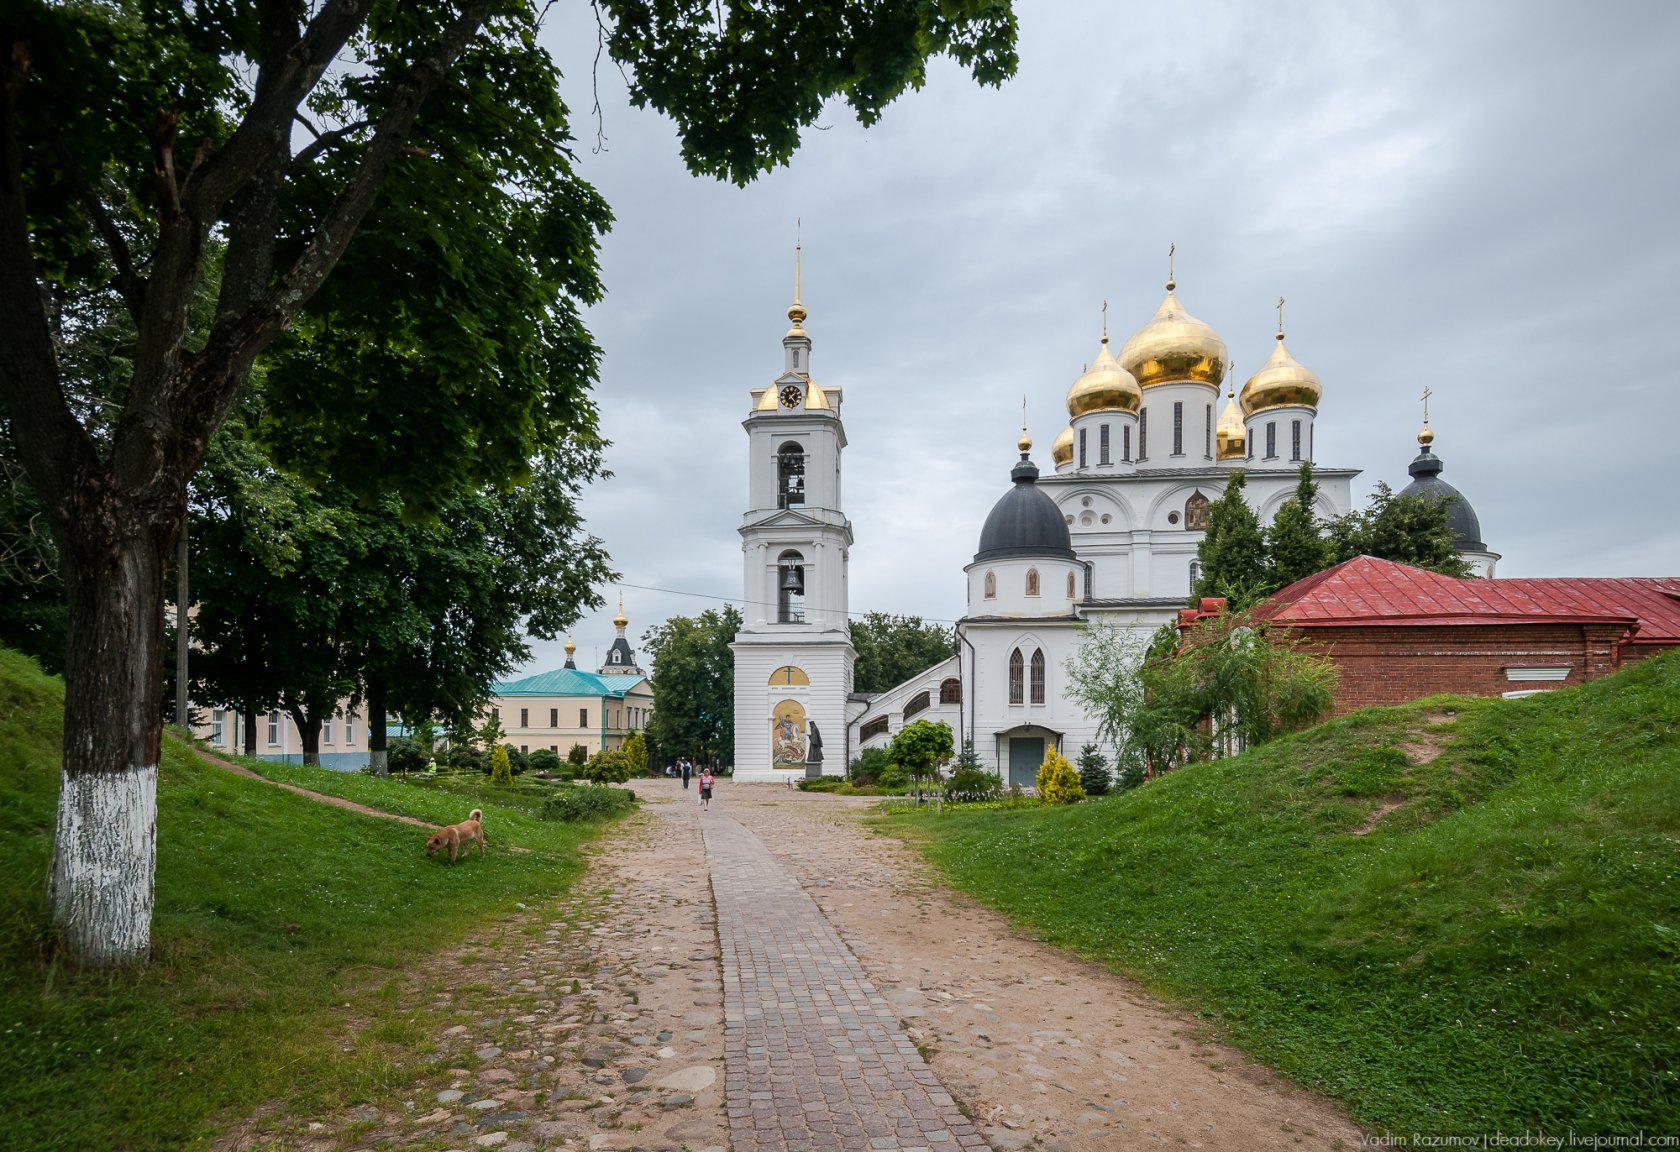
1192,470,1270,609
887,719,955,783
0,646,600,1150
621,731,649,777
849,746,893,785
443,742,482,774
849,612,955,694
1264,462,1332,590
643,606,741,767
585,748,633,784
539,783,637,824
1076,743,1111,796
489,744,514,786
885,651,1680,1132
877,765,908,790
602,0,1019,185
527,747,561,775
567,743,589,767
944,764,1003,803
1035,749,1084,805
385,736,429,774
1326,481,1474,577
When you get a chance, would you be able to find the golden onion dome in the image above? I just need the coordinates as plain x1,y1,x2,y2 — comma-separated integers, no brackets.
1240,331,1322,416
1117,282,1228,388
1051,426,1075,467
1418,423,1435,448
1066,338,1142,418
1215,388,1247,460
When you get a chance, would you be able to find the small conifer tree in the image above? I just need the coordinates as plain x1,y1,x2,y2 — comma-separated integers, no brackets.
1265,463,1333,589
1193,471,1269,609
489,744,514,786
1035,749,1085,805
1076,743,1111,796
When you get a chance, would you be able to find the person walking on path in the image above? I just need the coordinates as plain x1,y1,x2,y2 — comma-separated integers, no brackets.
681,757,691,791
698,767,715,810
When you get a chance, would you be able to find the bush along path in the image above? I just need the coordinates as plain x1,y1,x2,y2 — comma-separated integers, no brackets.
213,784,729,1152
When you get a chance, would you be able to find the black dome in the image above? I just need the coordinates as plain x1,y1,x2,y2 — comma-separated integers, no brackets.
974,455,1076,563
1399,444,1486,551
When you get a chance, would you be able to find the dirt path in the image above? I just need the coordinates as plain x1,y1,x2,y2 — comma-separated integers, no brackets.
212,778,1362,1151
175,737,436,829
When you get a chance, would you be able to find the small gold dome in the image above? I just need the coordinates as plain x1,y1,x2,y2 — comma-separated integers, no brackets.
1117,285,1228,388
1418,424,1435,448
564,636,576,655
1066,338,1142,417
788,300,807,326
1017,430,1033,454
1051,426,1075,466
1239,333,1322,417
1216,389,1247,460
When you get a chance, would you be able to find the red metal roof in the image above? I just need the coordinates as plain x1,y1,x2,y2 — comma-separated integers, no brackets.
1255,556,1680,645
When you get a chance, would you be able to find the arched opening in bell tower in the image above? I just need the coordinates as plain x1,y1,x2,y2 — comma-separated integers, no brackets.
777,549,806,623
777,441,806,508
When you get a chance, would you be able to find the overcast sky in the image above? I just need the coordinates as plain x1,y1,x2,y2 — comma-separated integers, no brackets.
512,0,1680,679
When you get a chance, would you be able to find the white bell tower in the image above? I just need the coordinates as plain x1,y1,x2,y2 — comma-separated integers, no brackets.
730,235,855,781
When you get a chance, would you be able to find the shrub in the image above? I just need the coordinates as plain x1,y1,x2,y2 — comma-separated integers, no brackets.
386,736,428,774
503,744,529,775
528,748,561,775
444,743,482,773
586,748,633,784
850,746,892,785
1036,749,1084,805
945,764,1003,803
489,745,514,786
539,784,637,823
567,743,589,767
1077,743,1111,796
877,765,907,790
797,777,843,792
621,731,648,776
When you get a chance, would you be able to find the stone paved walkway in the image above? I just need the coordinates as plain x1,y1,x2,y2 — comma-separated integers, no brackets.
702,810,987,1152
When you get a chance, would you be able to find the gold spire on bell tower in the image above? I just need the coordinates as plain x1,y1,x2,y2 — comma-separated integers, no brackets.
786,219,807,329
613,592,628,630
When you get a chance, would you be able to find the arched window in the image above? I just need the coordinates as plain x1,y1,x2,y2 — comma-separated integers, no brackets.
860,716,889,741
1008,648,1024,705
777,441,806,508
1026,568,1040,596
984,570,997,599
1066,571,1076,599
768,665,810,686
1030,649,1046,704
939,678,962,705
777,549,805,623
904,691,930,719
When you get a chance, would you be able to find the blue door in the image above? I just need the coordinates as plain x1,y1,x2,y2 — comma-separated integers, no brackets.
1007,737,1044,789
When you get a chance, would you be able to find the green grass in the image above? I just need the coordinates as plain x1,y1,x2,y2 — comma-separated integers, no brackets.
879,650,1680,1135
0,647,613,1151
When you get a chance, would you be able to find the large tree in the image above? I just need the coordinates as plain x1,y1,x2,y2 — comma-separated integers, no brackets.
1192,470,1269,609
848,611,954,695
642,605,741,769
1264,462,1333,590
0,0,1019,963
1326,482,1473,577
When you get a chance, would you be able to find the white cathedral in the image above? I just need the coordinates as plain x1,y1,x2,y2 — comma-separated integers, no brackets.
730,260,1495,785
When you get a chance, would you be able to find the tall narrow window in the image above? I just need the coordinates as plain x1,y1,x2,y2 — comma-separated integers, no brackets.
777,549,806,623
1123,425,1132,462
1292,420,1302,461
1030,649,1046,704
1008,648,1024,705
1172,401,1184,455
1078,427,1087,469
1139,410,1148,459
346,710,356,745
323,713,334,745
777,442,806,508
1266,422,1277,459
267,712,280,746
1099,424,1110,465
1206,404,1213,457
211,708,225,744
520,707,529,727
579,708,589,727
1189,559,1202,595
550,707,558,728
1026,568,1040,596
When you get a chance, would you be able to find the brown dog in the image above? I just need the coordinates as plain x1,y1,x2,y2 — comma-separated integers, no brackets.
425,807,486,862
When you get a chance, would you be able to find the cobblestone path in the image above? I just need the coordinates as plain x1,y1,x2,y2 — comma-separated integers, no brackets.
702,811,987,1152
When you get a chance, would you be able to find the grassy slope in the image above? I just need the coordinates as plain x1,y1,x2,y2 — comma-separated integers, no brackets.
0,648,607,1151
883,650,1680,1134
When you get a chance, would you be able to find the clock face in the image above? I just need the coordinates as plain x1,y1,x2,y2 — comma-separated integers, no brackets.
779,385,803,409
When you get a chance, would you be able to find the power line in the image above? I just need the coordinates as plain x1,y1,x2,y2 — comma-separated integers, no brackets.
610,580,965,628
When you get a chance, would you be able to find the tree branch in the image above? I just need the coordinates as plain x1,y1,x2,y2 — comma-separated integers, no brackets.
43,118,146,318
288,117,371,170
0,38,99,524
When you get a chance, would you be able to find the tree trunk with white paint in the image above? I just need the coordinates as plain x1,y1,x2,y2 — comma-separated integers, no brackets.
366,675,388,775
47,515,169,965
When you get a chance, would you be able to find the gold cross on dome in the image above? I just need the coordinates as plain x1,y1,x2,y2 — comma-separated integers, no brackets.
1276,295,1286,336
1422,385,1433,425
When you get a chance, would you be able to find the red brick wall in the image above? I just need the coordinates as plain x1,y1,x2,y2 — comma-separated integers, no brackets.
1293,623,1630,715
